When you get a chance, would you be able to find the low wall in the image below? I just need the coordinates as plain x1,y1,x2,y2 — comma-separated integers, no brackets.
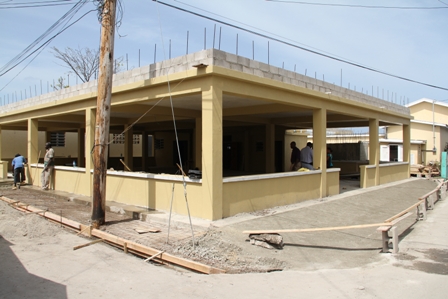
29,165,341,220
222,170,334,218
379,162,410,185
360,162,409,188
327,170,340,196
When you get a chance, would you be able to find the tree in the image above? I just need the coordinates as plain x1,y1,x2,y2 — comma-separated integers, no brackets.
51,46,100,83
52,46,124,83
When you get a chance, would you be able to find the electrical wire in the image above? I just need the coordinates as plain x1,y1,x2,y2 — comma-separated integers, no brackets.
0,0,89,76
0,0,76,9
154,0,196,249
265,0,448,9
0,4,94,78
0,9,95,92
156,0,448,92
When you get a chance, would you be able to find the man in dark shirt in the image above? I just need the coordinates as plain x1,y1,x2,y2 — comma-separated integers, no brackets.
290,141,301,171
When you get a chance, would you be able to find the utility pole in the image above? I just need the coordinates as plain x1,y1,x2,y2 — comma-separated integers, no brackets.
91,0,117,228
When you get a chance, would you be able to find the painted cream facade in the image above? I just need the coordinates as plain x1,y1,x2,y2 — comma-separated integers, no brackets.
387,98,448,165
0,49,412,220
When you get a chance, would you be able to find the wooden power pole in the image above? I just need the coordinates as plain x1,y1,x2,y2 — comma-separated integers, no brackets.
91,0,117,228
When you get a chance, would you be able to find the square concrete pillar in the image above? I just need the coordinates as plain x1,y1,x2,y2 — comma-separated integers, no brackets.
403,123,411,174
369,118,380,186
0,161,7,179
202,82,223,220
313,108,327,197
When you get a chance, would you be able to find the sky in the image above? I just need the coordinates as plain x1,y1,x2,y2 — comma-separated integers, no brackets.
1,0,448,106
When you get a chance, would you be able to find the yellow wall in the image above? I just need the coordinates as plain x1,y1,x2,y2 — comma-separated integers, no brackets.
360,165,376,188
379,163,409,185
53,167,92,195
360,163,409,188
222,172,321,218
326,171,340,196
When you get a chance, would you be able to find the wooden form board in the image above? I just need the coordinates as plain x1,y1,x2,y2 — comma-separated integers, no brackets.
242,222,391,235
0,196,223,274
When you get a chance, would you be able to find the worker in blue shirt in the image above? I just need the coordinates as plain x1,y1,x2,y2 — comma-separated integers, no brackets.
11,153,25,190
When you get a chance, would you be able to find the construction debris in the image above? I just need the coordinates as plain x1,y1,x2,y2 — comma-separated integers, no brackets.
410,163,440,177
249,234,284,249
134,227,161,234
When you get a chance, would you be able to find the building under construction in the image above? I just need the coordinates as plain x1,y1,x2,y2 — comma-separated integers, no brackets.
0,49,412,220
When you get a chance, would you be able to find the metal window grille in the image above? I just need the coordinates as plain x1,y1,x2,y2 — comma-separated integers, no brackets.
50,132,65,147
155,138,164,150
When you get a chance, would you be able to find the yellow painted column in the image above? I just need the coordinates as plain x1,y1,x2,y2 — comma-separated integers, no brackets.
265,124,275,173
202,81,223,220
403,124,411,173
369,118,380,186
27,118,39,185
313,108,327,197
195,117,202,169
124,124,133,171
27,119,39,167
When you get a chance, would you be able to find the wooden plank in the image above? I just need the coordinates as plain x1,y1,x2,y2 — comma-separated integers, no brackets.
419,189,439,201
26,209,47,215
73,239,104,251
385,200,423,223
389,212,412,225
243,222,391,235
144,250,164,262
0,196,224,274
377,226,391,232
120,159,132,171
91,228,225,274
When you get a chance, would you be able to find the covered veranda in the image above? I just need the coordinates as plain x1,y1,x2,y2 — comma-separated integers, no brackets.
0,49,412,220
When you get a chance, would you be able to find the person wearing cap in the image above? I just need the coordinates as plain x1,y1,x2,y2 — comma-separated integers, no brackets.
300,142,314,170
11,153,25,190
41,142,55,190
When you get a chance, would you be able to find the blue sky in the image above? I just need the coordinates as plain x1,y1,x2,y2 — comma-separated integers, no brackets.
1,0,447,105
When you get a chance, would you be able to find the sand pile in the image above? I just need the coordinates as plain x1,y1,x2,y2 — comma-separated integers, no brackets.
0,200,61,239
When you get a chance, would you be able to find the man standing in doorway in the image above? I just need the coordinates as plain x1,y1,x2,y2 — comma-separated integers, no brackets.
289,141,301,171
300,142,314,170
41,142,54,190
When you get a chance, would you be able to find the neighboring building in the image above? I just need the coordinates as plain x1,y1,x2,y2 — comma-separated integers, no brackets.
386,98,448,165
0,49,412,220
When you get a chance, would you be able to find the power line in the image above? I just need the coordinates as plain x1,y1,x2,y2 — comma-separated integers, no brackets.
0,1,93,77
156,0,448,92
265,0,448,10
0,0,76,9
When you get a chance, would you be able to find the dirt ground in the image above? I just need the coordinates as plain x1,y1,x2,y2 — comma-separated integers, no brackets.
1,179,448,298
0,184,284,273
